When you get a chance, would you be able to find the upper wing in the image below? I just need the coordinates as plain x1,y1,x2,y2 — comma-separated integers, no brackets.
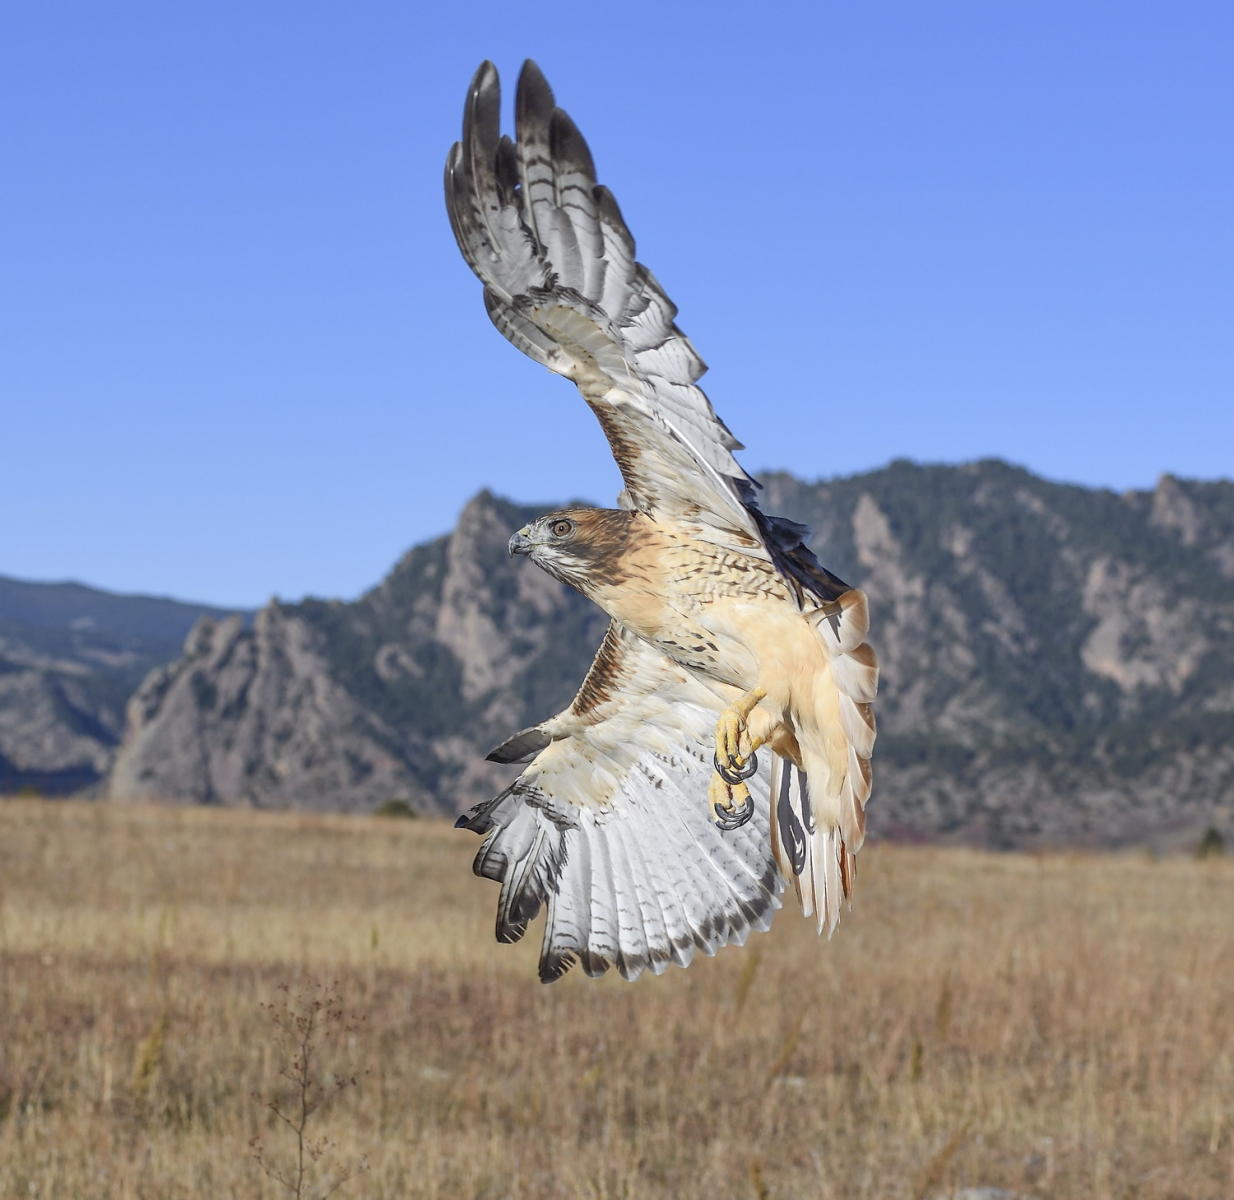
445,60,763,543
457,622,785,982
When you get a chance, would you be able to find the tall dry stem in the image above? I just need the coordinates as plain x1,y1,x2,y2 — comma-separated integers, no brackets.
250,980,369,1200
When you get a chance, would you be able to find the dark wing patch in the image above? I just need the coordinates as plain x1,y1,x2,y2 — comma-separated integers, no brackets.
486,726,553,764
570,622,625,718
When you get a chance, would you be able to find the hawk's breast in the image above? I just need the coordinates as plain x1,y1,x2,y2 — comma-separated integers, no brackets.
590,524,802,689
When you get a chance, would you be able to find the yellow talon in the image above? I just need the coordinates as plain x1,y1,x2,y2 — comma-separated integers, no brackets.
709,770,745,817
713,686,767,776
709,771,754,830
709,687,768,829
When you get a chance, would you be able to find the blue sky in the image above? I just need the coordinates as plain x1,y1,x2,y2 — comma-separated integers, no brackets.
4,1,1231,608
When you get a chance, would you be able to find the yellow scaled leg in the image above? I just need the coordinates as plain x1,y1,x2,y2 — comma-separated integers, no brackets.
710,687,768,829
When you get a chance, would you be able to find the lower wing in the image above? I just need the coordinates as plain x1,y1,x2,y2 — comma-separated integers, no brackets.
457,622,784,982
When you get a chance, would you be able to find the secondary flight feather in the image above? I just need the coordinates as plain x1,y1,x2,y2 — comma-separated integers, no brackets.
447,60,878,982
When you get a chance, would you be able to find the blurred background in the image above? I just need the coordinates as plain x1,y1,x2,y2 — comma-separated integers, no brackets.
2,5,1233,1195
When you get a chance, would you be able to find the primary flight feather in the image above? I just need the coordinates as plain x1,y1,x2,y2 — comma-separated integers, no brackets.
447,60,878,982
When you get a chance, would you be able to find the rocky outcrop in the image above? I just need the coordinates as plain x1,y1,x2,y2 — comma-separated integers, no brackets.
107,608,413,807
1148,473,1234,577
0,664,118,792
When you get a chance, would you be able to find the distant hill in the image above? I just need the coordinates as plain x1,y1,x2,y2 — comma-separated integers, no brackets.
103,460,1234,849
0,575,248,793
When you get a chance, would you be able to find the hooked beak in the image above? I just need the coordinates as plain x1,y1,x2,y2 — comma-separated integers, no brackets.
508,526,535,558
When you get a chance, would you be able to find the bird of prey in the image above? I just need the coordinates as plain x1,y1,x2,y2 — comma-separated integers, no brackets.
447,61,877,982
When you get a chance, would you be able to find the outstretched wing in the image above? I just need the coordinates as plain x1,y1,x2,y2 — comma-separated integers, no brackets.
446,60,855,604
445,59,764,543
456,622,785,982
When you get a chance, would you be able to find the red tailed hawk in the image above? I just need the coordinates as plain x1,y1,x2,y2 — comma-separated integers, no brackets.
447,61,877,981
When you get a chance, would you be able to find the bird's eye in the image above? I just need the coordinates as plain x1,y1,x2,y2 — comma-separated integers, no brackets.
550,519,573,538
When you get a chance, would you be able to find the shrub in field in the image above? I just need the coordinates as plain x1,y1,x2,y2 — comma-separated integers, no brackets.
1196,825,1226,858
374,798,417,819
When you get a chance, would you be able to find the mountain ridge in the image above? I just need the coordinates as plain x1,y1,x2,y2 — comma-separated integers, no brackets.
0,575,249,793
88,459,1234,849
4,460,1231,847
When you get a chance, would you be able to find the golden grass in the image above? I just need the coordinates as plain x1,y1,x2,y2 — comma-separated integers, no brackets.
1,798,1231,1199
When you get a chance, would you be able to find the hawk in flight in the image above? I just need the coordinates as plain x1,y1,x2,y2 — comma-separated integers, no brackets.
448,61,877,981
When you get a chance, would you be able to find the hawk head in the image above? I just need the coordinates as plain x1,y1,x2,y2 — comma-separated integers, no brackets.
508,507,634,593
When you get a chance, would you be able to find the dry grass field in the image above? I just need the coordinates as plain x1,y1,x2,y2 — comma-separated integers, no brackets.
1,799,1231,1199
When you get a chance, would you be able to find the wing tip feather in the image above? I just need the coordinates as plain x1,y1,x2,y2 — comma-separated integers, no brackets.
516,58,554,127
550,107,597,184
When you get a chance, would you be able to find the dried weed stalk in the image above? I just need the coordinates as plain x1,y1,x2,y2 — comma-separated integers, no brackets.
249,980,369,1199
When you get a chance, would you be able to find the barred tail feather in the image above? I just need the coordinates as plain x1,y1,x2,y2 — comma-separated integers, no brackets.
770,757,849,936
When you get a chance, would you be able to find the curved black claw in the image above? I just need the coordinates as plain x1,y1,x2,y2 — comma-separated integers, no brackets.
713,749,759,785
713,795,754,831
